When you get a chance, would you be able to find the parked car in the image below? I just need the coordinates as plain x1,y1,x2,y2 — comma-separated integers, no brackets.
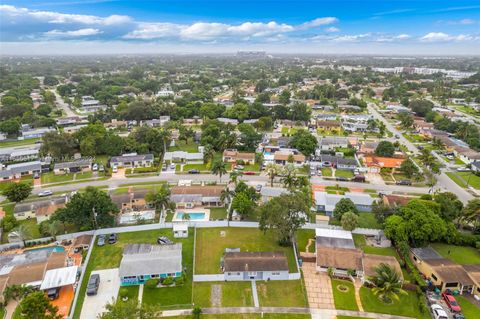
86,274,100,296
317,171,322,176
170,163,176,169
255,184,262,192
99,164,105,172
112,165,118,173
92,163,98,171
244,171,255,175
395,134,400,139
456,167,471,172
235,165,244,170
453,313,465,319
157,236,174,245
38,190,53,197
188,169,200,174
33,172,40,179
97,235,106,246
442,292,461,312
47,288,59,300
108,233,118,244
396,180,412,186
336,177,348,181
431,304,448,319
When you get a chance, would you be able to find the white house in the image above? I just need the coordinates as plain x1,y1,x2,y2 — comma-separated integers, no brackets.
173,223,188,238
314,191,375,216
223,252,289,281
110,153,154,168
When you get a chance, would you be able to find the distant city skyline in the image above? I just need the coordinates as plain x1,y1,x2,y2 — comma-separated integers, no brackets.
1,0,479,55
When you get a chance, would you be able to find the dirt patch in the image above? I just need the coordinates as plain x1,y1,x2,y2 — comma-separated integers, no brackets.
256,282,267,298
336,284,350,293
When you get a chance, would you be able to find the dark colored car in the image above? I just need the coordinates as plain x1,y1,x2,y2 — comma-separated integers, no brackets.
188,169,200,174
442,292,461,312
108,233,118,244
396,180,412,186
453,313,465,319
97,235,106,246
47,288,59,300
243,171,255,175
86,274,100,296
157,236,174,245
336,177,348,181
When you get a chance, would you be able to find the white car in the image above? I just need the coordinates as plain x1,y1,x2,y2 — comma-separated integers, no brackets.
112,165,118,173
431,304,448,319
92,163,98,171
38,190,53,197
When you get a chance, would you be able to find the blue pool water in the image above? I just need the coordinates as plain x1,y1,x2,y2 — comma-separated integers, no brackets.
26,245,65,253
176,212,206,220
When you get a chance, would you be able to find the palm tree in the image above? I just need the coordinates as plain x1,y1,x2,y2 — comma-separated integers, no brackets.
203,145,216,167
13,224,33,246
281,165,297,189
370,263,406,303
419,149,435,168
158,129,171,162
265,163,280,187
182,213,191,221
229,170,242,186
46,220,61,241
145,185,175,219
462,198,480,232
220,188,235,204
211,159,227,183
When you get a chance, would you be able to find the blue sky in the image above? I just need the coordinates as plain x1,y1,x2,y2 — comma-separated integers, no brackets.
1,0,479,55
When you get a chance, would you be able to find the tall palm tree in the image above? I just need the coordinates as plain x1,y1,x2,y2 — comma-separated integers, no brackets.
419,149,435,168
211,159,227,183
229,170,242,186
265,163,280,187
145,185,175,219
281,165,297,189
370,263,406,303
220,188,235,204
46,220,61,241
462,198,480,232
13,224,33,246
203,145,216,167
158,129,171,162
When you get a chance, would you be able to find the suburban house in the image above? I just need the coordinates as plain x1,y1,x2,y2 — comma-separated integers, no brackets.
318,154,358,170
260,187,288,203
410,247,479,295
21,127,55,140
170,185,224,208
110,153,154,168
0,145,41,163
457,149,480,165
80,96,107,113
363,156,405,173
141,116,170,127
53,159,92,174
164,151,204,163
315,229,402,281
222,252,289,281
315,229,364,278
316,120,341,132
119,243,183,286
13,197,67,222
359,141,379,154
0,161,42,181
222,149,256,164
318,137,349,151
273,151,306,166
111,190,155,224
314,191,374,216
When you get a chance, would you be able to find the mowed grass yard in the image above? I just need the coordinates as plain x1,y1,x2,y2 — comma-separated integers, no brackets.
257,280,308,307
446,172,480,189
195,228,298,274
72,228,194,318
209,207,228,220
296,229,315,253
431,243,480,265
331,279,358,311
193,282,254,308
360,287,429,319
456,296,480,318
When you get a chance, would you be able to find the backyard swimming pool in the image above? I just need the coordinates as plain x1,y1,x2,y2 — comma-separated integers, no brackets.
25,245,65,253
175,212,206,220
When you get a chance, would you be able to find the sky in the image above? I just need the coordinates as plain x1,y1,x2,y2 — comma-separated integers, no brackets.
1,0,479,55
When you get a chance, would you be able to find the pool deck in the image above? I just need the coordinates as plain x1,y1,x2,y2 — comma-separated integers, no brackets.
173,208,210,222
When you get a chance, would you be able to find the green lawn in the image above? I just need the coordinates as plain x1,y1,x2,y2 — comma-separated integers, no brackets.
117,285,139,304
335,169,354,179
360,287,429,319
193,282,254,307
76,171,94,180
296,229,315,253
321,168,333,177
182,163,209,172
41,172,74,184
73,229,194,318
169,140,200,153
445,172,480,189
331,279,358,311
195,228,298,274
353,234,367,249
18,218,41,239
336,317,366,319
257,280,308,307
209,207,228,220
357,213,382,229
456,296,480,318
0,138,41,147
243,162,261,172
431,243,480,265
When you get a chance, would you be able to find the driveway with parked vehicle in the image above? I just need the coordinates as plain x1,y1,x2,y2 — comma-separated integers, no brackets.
80,268,120,319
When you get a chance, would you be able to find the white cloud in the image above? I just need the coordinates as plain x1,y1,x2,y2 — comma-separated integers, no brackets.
375,34,411,42
331,33,371,42
324,27,340,33
45,28,102,37
420,32,475,42
436,18,477,25
299,17,338,29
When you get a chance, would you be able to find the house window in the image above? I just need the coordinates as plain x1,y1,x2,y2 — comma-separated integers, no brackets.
445,282,458,288
168,273,175,277
477,287,480,293
151,274,159,278
431,274,437,281
248,272,257,277
272,272,280,275
237,272,240,275
227,272,231,275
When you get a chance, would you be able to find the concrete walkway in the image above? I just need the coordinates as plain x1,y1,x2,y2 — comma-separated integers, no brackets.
354,279,364,312
5,299,18,319
138,284,144,304
302,262,335,309
251,280,259,307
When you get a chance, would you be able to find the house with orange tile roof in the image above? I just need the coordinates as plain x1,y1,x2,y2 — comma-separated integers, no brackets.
222,149,256,164
363,156,405,173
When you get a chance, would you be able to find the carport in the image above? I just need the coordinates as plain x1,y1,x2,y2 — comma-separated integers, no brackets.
40,266,79,318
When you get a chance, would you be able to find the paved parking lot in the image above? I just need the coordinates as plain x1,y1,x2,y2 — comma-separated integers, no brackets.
80,268,120,319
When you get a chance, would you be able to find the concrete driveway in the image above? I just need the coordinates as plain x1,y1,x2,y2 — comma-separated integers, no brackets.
80,268,120,319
